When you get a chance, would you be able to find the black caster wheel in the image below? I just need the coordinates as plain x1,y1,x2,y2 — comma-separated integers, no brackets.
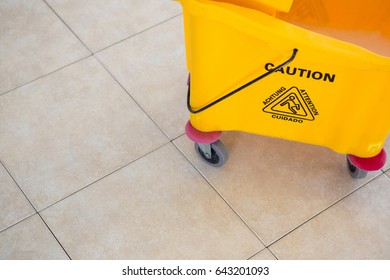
194,140,228,167
347,156,367,179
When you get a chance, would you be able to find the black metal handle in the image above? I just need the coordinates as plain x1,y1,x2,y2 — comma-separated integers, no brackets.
187,48,298,114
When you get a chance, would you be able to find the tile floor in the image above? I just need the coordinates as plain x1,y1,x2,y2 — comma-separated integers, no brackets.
0,0,389,260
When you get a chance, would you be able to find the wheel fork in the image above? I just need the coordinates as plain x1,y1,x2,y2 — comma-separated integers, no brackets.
197,143,212,159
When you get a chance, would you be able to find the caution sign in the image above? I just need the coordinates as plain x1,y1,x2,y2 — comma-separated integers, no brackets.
263,87,319,123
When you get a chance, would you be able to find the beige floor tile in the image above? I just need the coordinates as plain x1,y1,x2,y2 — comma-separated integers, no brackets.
96,16,188,139
46,0,182,52
269,174,390,259
174,132,382,246
249,249,277,260
41,144,263,259
0,215,68,260
0,0,90,94
0,57,168,211
0,163,35,231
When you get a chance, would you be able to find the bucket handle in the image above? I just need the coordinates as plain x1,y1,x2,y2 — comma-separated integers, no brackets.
187,48,298,114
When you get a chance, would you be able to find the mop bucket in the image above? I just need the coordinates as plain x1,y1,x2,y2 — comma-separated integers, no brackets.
179,0,390,177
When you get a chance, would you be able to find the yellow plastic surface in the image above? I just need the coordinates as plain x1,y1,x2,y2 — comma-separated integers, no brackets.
212,0,293,13
180,0,390,157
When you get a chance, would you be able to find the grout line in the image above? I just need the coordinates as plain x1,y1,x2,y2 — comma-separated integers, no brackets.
267,247,279,260
0,9,181,97
246,249,264,260
0,5,182,252
43,0,92,53
171,140,387,253
170,141,268,248
0,55,93,97
171,133,186,142
37,142,170,213
94,13,183,54
246,247,279,260
0,214,72,259
0,141,172,257
0,214,36,235
0,161,72,258
266,172,384,248
0,161,39,215
0,0,94,97
44,0,182,55
93,55,172,140
0,162,36,234
36,212,72,260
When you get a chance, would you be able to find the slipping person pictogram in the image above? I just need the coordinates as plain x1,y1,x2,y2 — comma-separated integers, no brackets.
280,95,301,114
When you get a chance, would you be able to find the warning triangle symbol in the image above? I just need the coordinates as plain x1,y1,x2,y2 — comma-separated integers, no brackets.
263,87,315,121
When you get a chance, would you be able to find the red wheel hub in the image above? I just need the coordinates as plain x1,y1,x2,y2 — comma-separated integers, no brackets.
185,121,221,144
348,149,387,171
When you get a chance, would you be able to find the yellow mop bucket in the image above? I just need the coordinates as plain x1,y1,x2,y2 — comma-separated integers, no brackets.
179,0,390,177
